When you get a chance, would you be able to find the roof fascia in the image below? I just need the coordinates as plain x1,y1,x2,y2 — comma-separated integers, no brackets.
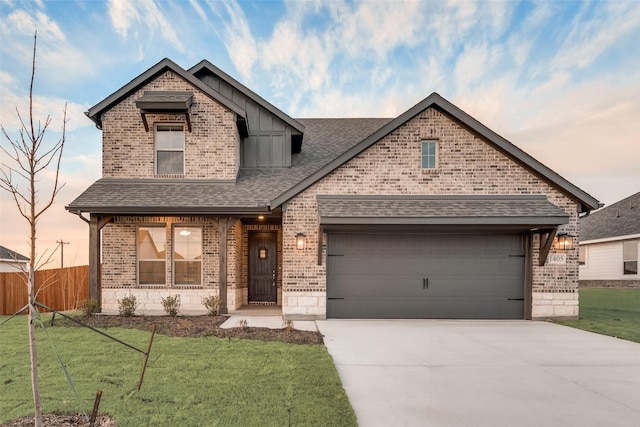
189,60,305,134
271,93,600,212
65,206,272,216
580,233,640,245
86,58,246,127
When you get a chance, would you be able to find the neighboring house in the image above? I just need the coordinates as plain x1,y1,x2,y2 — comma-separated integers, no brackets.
67,58,600,320
579,191,640,287
0,245,29,273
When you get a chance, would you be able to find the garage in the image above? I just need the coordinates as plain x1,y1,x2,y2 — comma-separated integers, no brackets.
317,194,573,319
327,232,526,319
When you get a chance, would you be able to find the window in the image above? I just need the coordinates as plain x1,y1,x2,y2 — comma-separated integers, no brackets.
579,246,587,266
623,240,638,275
421,141,437,169
174,226,202,285
156,125,184,175
138,226,166,285
578,246,587,265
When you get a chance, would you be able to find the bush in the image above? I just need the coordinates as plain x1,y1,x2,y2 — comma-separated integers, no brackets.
78,298,99,317
161,294,181,317
202,295,221,316
118,294,138,317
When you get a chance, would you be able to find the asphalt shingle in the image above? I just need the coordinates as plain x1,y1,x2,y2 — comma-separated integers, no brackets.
580,191,640,241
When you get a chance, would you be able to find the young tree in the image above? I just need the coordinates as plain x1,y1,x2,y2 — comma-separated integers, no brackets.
0,32,67,427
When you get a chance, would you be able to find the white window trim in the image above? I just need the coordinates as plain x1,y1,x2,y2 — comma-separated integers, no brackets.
421,140,438,170
137,225,167,286
155,123,185,176
172,224,203,287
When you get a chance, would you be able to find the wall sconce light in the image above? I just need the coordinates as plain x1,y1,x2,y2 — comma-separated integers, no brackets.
555,233,573,251
258,248,267,259
296,233,306,250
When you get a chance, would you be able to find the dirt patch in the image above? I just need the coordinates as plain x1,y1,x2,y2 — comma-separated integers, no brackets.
0,413,114,426
51,313,324,345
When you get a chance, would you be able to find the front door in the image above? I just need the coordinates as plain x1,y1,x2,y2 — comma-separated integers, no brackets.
248,231,277,303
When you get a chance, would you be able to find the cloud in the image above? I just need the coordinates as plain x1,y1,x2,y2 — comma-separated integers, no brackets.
219,0,257,82
107,0,185,54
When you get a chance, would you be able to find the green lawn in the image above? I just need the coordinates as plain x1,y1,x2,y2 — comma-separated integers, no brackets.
0,315,356,426
557,288,640,343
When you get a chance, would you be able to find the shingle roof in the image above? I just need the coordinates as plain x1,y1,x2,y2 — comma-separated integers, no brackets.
66,118,391,214
317,195,570,226
0,245,29,262
580,191,640,242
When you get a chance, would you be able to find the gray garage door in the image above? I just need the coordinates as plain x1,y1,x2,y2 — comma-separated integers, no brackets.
327,233,525,319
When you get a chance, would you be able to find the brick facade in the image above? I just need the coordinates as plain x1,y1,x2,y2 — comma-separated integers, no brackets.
101,70,239,180
282,107,580,319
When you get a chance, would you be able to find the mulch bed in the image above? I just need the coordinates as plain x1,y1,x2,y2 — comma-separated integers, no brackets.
50,314,324,345
1,314,324,426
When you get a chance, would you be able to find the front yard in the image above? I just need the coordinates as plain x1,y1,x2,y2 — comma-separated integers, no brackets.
0,314,356,426
556,288,640,343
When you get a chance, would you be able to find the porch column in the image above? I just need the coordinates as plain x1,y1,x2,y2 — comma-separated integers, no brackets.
218,217,236,314
88,214,112,310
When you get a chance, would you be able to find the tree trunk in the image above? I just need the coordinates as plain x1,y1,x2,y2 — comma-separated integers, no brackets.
28,265,43,427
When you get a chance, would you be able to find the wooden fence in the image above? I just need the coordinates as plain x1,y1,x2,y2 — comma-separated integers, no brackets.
0,265,89,315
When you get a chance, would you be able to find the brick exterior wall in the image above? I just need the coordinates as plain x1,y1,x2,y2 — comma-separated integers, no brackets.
101,216,245,312
101,70,240,180
282,107,580,319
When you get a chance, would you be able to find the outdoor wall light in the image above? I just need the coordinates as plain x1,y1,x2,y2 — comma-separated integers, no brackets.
555,233,573,251
296,233,306,250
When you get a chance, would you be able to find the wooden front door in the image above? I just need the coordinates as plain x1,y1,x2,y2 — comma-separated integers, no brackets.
248,231,277,303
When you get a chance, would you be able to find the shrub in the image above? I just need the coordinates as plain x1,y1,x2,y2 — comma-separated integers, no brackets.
78,298,99,317
202,295,221,316
118,294,138,317
161,294,181,317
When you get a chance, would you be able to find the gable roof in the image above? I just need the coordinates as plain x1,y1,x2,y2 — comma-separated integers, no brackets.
189,60,305,134
0,245,29,262
272,93,600,213
86,58,246,129
580,191,640,242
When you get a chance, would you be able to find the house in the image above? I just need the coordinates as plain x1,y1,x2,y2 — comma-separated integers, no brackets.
67,58,600,320
0,245,29,273
579,191,640,287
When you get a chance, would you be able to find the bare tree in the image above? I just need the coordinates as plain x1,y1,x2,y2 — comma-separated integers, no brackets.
0,32,67,427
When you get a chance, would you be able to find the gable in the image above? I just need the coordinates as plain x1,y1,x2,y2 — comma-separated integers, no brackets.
191,62,304,167
271,93,600,213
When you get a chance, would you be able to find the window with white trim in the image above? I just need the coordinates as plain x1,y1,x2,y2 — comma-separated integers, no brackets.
174,226,202,285
623,240,638,275
421,141,437,169
155,124,184,175
579,245,587,266
138,226,166,285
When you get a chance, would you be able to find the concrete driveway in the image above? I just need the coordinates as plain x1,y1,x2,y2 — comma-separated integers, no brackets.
316,320,640,427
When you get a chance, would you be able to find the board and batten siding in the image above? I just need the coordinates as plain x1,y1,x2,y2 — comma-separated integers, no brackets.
197,72,294,167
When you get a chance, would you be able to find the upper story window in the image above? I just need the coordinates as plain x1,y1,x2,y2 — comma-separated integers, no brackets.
155,125,184,175
421,141,438,169
623,240,638,275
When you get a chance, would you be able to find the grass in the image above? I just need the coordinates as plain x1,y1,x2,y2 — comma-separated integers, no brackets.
0,314,356,426
556,288,640,343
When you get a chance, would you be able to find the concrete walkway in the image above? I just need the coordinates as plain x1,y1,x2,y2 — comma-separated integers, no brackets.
316,320,640,427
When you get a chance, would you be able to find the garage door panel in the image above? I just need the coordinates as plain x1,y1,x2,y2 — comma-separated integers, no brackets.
327,233,525,319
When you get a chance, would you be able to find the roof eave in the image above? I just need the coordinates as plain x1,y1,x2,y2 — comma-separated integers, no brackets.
86,58,246,128
271,93,601,212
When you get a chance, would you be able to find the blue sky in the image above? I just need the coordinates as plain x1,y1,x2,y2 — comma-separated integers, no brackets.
1,0,639,266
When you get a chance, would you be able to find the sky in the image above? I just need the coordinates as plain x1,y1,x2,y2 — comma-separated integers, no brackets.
1,0,639,268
